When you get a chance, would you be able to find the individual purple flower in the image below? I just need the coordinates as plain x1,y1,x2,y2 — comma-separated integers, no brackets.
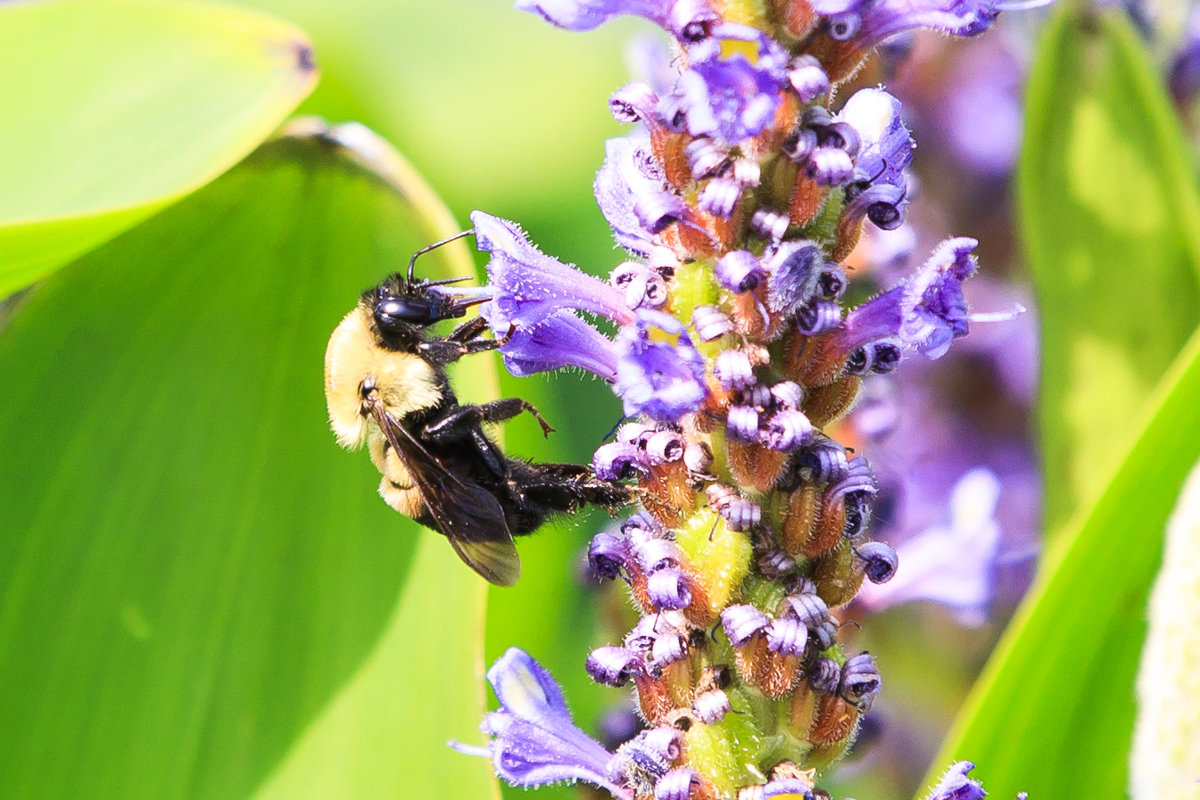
811,0,1012,51
839,88,914,230
666,24,789,145
472,210,634,330
615,309,708,422
516,0,715,41
835,237,978,360
596,136,691,256
499,310,619,381
455,648,631,798
856,467,1001,625
926,761,986,800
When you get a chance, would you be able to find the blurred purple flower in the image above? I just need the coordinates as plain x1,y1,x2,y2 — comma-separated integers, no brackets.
595,135,687,257
515,0,715,40
453,648,630,797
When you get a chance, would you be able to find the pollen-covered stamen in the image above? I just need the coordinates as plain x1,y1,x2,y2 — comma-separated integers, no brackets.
594,442,650,480
785,591,832,629
787,54,830,103
648,568,694,611
796,298,843,335
611,81,659,124
839,652,881,710
588,645,645,686
589,531,631,582
750,208,790,241
856,541,899,583
698,177,743,218
761,408,813,451
806,147,855,186
808,657,842,694
727,405,760,442
691,305,734,342
765,617,808,657
716,250,766,294
655,767,702,800
686,138,731,180
714,349,757,391
707,483,761,530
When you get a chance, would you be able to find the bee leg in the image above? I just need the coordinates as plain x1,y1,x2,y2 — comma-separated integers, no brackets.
513,463,635,513
423,398,556,440
448,315,490,343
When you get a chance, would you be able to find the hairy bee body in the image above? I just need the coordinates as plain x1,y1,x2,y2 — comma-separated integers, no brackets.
324,270,629,585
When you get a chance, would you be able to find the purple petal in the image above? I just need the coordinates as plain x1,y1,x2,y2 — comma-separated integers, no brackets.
471,648,629,796
515,0,715,39
615,310,708,422
472,210,634,328
926,761,987,800
595,136,686,256
497,311,619,380
811,0,1002,49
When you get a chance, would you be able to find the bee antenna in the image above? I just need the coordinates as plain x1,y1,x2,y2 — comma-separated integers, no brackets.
407,229,475,283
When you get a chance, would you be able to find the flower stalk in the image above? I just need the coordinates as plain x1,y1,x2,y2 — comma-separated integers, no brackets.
453,0,1032,797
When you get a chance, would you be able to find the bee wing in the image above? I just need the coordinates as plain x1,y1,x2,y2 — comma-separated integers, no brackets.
374,408,522,586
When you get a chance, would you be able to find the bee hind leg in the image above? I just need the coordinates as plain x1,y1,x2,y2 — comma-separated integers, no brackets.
511,462,635,514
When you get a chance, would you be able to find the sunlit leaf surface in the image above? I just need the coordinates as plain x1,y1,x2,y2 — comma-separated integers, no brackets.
926,9,1200,796
0,0,317,296
1019,6,1200,536
0,125,495,799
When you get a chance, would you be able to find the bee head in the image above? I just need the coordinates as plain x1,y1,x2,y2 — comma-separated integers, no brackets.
365,273,488,343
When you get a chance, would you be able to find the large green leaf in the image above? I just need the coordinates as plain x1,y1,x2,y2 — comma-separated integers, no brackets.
924,326,1200,797
0,0,317,296
1019,5,1200,536
0,123,495,799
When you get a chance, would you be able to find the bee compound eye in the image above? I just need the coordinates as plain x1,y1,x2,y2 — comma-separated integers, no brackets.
374,296,431,329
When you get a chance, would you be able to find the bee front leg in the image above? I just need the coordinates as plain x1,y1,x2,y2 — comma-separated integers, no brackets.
423,398,555,441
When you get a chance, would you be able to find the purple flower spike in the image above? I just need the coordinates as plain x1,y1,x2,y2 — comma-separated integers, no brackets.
655,767,700,800
587,645,644,686
588,531,631,581
667,25,788,145
616,310,708,422
765,617,808,657
516,0,715,40
766,240,824,314
648,568,693,610
464,648,630,797
596,136,687,257
499,311,620,380
840,89,914,230
716,250,765,293
720,604,770,647
474,211,634,332
927,761,987,800
838,237,979,360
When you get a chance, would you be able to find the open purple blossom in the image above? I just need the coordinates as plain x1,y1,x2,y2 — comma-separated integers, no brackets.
516,0,715,40
498,310,619,380
665,24,789,145
812,0,1004,50
472,210,634,331
455,648,630,798
839,88,914,230
595,136,687,257
836,237,978,360
615,309,707,422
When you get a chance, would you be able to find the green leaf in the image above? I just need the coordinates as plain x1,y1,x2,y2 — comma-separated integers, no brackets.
1019,5,1200,536
0,0,317,297
0,123,496,800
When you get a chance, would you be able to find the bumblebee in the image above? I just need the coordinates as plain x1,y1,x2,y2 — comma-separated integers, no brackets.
324,237,629,585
